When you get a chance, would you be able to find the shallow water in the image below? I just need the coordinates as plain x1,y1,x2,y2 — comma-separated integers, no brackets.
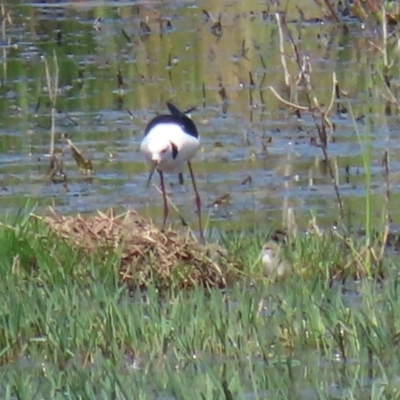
2,3,400,396
1,0,400,234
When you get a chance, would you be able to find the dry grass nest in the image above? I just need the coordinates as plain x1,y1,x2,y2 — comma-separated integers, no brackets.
33,208,236,290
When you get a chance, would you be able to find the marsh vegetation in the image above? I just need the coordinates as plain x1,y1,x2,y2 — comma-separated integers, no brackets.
1,0,400,398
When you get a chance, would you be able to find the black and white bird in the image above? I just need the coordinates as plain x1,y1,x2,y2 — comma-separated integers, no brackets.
140,102,203,241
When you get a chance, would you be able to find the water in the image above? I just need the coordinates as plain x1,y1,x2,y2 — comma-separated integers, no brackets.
1,0,399,232
3,3,400,397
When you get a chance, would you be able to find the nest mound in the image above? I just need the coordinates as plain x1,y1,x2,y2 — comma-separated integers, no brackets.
35,208,231,290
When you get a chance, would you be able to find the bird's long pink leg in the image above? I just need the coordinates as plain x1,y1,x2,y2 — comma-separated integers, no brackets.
187,161,204,243
158,170,169,231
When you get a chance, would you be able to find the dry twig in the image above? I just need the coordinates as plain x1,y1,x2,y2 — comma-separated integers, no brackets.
32,208,232,290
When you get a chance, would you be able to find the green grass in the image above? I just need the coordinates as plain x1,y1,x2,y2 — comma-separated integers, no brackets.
0,209,400,399
1,0,399,397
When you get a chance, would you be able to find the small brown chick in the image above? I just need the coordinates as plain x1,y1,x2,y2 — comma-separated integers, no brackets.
261,240,290,277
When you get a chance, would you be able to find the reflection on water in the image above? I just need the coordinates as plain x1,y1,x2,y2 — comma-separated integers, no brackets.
0,0,399,232
1,3,399,397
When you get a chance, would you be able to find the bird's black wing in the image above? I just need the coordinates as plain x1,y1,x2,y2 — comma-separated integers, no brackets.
166,102,184,117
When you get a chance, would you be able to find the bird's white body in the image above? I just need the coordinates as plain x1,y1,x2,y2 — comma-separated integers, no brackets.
139,102,204,241
140,123,200,173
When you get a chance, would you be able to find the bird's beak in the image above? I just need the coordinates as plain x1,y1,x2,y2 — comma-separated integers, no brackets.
146,162,157,188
